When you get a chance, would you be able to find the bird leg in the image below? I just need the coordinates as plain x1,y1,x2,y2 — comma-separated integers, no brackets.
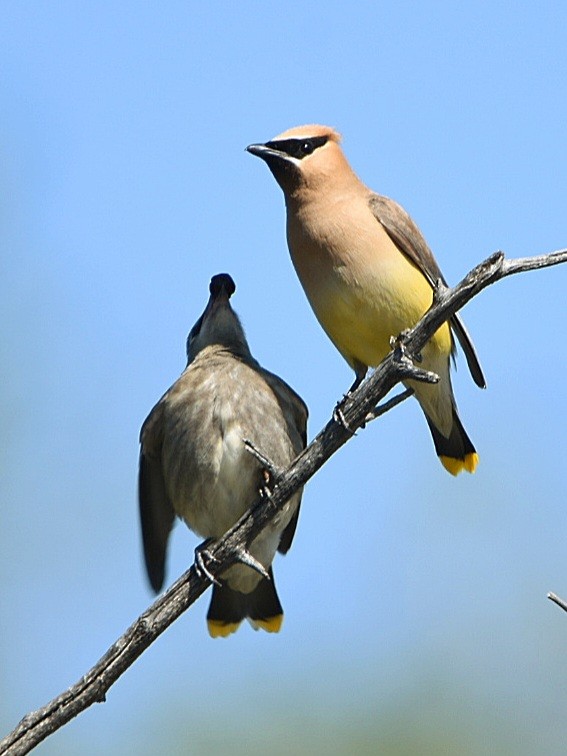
333,363,368,433
194,539,222,586
391,331,422,363
432,277,449,306
391,333,439,385
332,401,357,435
347,371,365,394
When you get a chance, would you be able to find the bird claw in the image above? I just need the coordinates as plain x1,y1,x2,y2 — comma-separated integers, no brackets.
332,367,367,434
432,277,448,305
259,468,274,499
332,399,357,435
233,547,270,580
392,331,422,364
194,539,221,586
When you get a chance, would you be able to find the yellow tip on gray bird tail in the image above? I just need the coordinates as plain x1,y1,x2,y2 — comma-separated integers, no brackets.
440,452,479,476
207,619,242,638
250,614,284,633
208,614,283,638
206,572,285,638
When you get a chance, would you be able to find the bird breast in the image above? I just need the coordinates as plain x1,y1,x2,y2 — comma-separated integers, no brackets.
160,357,299,546
286,194,449,369
161,388,259,539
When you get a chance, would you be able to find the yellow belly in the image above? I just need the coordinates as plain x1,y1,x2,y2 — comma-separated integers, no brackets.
310,251,451,372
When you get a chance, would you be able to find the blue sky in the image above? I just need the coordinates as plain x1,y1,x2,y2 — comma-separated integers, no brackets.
1,2,566,754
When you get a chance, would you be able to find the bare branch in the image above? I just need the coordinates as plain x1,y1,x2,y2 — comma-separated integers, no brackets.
1,247,566,756
548,592,567,613
365,387,414,423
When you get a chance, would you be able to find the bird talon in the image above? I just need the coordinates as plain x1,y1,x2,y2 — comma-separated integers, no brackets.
194,540,221,585
391,330,411,354
259,468,274,499
392,331,423,364
432,277,448,305
332,402,357,435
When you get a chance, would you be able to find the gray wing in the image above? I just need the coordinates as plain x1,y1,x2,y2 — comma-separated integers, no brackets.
139,398,175,592
260,368,308,555
369,193,486,388
259,368,308,450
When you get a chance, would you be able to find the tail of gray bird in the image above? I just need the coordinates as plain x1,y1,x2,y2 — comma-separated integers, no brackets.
206,567,284,638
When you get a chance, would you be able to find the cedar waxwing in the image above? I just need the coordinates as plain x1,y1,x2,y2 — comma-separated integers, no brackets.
139,273,307,637
247,125,485,475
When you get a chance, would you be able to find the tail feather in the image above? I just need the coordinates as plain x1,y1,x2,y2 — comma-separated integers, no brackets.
207,585,247,638
246,568,284,633
206,567,283,638
426,408,478,476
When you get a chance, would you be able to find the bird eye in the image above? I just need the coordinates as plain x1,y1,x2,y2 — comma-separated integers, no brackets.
265,136,328,160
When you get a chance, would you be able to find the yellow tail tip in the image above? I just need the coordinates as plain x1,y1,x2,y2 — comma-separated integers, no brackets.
207,619,242,638
208,614,284,637
250,614,283,633
464,452,479,473
440,452,479,476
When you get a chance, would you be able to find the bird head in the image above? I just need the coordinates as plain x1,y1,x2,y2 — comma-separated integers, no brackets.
186,273,251,362
247,124,350,197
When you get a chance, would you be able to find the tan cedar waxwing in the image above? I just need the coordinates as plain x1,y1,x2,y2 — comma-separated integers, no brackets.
139,274,307,637
247,125,485,475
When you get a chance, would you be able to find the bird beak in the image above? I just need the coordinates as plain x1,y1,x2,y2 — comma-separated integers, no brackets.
246,142,286,162
209,286,232,312
201,283,231,327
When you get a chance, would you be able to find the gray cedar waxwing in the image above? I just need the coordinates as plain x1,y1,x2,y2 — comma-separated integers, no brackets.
247,125,485,475
139,274,307,637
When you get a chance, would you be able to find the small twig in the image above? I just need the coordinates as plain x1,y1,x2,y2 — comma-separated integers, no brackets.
232,547,271,580
547,592,567,613
243,438,283,481
365,387,415,423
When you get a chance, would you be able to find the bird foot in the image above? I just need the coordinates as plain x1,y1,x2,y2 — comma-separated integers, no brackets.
194,539,221,586
332,397,357,435
432,277,449,305
259,468,274,499
391,331,422,364
332,367,368,434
